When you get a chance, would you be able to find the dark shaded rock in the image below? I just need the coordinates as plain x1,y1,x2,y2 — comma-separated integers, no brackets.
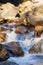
15,26,28,34
29,45,40,54
15,13,20,18
4,42,24,56
0,44,9,62
29,41,42,54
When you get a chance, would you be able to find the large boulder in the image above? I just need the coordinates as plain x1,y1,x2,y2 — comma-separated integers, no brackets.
26,3,43,26
0,3,18,23
4,42,24,56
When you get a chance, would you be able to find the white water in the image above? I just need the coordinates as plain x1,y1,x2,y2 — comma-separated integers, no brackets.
1,23,43,65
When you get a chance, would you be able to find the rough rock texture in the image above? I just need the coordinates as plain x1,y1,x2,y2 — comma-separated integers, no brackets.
23,2,43,36
29,39,43,54
26,4,43,26
15,26,28,34
0,33,6,42
4,42,24,56
0,3,18,22
18,1,33,13
34,25,43,36
0,44,9,62
18,1,38,25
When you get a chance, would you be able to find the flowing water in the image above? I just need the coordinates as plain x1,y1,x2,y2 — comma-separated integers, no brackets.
0,23,43,65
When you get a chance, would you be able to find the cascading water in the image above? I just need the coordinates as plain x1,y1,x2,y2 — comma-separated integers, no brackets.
0,23,43,65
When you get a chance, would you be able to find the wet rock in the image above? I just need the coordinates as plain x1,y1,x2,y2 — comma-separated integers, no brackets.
0,26,13,32
4,42,24,56
0,27,4,32
29,39,43,54
0,33,6,42
15,26,28,34
0,44,9,62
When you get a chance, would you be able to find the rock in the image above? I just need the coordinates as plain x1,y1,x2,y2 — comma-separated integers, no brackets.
0,33,6,42
18,1,33,13
29,39,43,54
0,27,4,32
0,44,9,62
15,26,28,34
34,25,43,37
4,42,24,56
18,1,38,26
26,3,43,26
0,26,13,32
0,3,18,23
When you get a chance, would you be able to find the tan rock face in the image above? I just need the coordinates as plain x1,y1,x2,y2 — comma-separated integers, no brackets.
18,1,34,25
22,2,43,36
34,25,43,36
0,2,26,24
0,3,18,22
0,1,39,25
18,0,43,26
19,1,33,13
0,33,6,42
26,3,43,25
